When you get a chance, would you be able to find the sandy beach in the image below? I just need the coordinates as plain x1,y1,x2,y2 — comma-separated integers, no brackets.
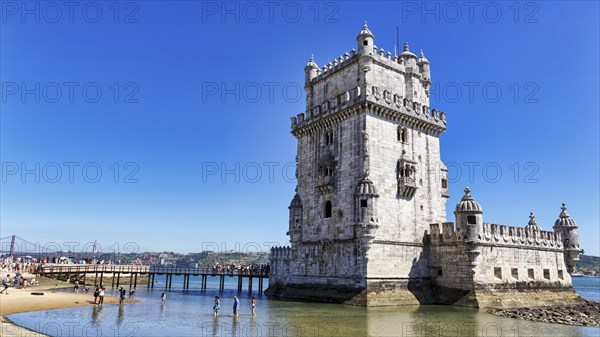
0,270,136,336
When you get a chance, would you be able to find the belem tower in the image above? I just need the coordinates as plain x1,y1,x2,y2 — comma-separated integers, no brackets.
265,23,585,308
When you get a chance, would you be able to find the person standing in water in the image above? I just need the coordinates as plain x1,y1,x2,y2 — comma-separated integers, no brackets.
251,296,256,316
93,285,100,304
98,287,105,306
213,296,220,317
232,296,239,316
161,292,166,305
119,287,126,305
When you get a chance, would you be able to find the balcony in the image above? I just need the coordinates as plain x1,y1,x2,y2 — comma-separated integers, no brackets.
398,176,417,198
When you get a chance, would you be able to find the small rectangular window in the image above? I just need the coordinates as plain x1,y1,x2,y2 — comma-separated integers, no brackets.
558,270,564,280
467,216,477,224
511,268,518,280
528,268,535,280
543,269,550,280
441,178,448,189
363,41,368,46
494,267,502,279
437,268,443,276
360,199,368,208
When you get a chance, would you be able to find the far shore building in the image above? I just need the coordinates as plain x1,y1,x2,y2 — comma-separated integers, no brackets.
266,23,584,308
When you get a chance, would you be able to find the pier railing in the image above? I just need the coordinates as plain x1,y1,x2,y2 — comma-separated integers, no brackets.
39,264,269,277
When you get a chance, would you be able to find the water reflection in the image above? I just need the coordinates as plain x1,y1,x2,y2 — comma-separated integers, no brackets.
117,304,125,326
91,305,102,323
5,279,599,337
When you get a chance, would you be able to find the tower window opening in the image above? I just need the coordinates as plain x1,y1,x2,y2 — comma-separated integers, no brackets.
324,201,332,218
397,127,408,143
511,268,519,280
543,269,550,280
363,40,368,46
494,267,502,279
442,178,448,189
360,199,368,208
528,268,535,280
467,215,477,224
324,131,334,145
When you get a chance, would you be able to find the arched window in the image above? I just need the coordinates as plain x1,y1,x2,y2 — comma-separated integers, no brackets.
397,126,408,143
324,130,333,145
324,201,332,218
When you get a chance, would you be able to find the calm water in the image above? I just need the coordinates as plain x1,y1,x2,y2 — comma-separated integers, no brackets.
7,277,600,337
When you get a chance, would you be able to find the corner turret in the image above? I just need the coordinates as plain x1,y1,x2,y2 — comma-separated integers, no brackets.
304,55,319,83
454,187,483,243
418,50,431,94
357,21,375,56
553,203,583,274
288,193,303,243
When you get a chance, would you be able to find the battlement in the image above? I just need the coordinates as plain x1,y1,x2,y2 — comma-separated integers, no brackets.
271,246,291,260
480,223,563,249
429,222,563,249
290,84,447,135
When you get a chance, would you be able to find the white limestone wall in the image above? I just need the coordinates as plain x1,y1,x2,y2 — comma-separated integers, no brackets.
365,113,447,244
473,246,572,286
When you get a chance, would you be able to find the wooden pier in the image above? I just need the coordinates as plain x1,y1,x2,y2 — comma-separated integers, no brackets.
40,264,268,294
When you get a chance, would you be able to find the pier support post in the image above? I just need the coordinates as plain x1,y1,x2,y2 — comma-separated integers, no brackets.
134,274,138,289
165,275,168,289
248,277,253,293
258,276,263,294
219,276,224,291
111,273,115,289
116,273,121,289
151,274,155,288
237,276,242,292
100,272,104,287
168,275,173,289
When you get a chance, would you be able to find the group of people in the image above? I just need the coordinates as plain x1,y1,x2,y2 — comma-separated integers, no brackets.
90,284,135,305
212,295,256,317
209,263,269,276
0,273,38,294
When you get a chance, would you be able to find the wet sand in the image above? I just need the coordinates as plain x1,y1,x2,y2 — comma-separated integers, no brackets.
0,270,136,336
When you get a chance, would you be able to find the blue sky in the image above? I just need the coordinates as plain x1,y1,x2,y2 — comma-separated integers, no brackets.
1,1,598,255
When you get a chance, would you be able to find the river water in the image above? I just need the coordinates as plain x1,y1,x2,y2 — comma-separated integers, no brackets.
7,276,600,337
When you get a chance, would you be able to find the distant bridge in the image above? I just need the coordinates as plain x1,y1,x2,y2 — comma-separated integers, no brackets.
40,264,269,293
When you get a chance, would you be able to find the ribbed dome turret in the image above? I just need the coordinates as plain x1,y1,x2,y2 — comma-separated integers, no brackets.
554,203,577,228
455,187,482,212
526,212,542,230
400,42,417,59
355,178,378,196
417,49,429,64
356,21,374,40
305,55,318,70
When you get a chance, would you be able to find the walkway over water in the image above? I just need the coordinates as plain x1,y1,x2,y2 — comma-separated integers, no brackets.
39,264,269,293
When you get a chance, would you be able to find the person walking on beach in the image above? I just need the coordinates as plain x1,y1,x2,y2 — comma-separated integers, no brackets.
93,285,100,304
74,280,80,293
251,296,256,316
0,274,10,294
161,292,166,305
129,288,135,298
98,287,105,306
232,296,239,316
213,296,220,317
119,286,126,305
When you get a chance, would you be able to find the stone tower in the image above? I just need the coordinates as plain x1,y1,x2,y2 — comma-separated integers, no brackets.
267,22,449,305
